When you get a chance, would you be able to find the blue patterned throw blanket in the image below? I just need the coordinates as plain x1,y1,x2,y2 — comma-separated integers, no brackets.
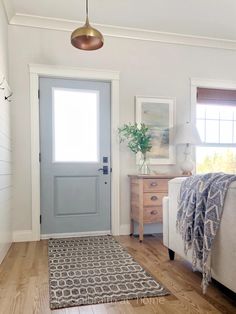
176,173,236,293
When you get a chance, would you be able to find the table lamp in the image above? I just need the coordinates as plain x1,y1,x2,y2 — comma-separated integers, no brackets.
174,122,202,175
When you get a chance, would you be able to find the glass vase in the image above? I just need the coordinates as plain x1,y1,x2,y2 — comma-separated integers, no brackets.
138,153,150,175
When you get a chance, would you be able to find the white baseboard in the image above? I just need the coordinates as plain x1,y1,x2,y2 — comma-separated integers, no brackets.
12,229,112,241
13,230,34,242
12,224,162,241
41,230,111,240
0,242,11,264
119,224,130,235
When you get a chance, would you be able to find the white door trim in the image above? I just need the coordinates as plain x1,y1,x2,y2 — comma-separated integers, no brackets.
29,64,120,241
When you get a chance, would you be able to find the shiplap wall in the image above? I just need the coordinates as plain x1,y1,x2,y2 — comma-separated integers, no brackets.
0,0,12,264
0,84,12,264
0,86,12,263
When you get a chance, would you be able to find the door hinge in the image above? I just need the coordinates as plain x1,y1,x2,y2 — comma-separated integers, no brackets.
110,167,112,173
39,152,41,162
40,214,42,224
38,89,40,99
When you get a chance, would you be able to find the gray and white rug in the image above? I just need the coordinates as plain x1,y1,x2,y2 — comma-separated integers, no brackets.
48,235,169,309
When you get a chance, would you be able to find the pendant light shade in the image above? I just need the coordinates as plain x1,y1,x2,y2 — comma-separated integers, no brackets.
71,0,104,50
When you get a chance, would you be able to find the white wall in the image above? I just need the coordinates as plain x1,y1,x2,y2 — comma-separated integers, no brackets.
8,24,236,238
0,2,12,263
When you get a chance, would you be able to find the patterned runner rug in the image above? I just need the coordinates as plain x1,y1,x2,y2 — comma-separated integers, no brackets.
48,235,169,309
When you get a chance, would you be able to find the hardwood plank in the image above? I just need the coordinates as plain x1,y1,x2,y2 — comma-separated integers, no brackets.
91,303,110,314
79,305,93,314
0,236,235,314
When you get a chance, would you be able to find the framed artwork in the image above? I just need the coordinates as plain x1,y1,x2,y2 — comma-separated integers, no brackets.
135,96,176,165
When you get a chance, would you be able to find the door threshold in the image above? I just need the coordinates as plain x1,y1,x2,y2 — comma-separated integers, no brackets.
41,230,111,240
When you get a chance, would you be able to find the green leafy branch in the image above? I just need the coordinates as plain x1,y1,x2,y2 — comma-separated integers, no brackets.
118,123,152,155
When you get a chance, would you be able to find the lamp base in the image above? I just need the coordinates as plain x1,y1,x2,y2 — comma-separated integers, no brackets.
180,147,194,176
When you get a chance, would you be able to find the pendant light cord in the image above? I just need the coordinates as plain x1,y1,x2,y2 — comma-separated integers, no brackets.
86,0,89,18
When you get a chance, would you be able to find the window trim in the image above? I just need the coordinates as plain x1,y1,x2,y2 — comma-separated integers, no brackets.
191,78,236,173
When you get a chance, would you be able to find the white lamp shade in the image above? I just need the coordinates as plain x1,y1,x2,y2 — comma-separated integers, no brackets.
174,122,201,145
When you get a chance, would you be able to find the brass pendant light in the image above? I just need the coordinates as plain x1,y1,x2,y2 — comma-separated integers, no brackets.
71,0,104,50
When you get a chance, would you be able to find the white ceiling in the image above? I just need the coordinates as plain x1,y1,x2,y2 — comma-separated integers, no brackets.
7,0,236,40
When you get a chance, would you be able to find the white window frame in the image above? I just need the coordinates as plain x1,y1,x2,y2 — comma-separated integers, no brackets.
196,104,236,146
191,78,236,172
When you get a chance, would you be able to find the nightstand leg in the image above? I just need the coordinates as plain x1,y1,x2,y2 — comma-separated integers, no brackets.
138,223,143,243
130,219,134,236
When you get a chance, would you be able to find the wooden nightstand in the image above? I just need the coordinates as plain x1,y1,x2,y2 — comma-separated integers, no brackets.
129,174,177,242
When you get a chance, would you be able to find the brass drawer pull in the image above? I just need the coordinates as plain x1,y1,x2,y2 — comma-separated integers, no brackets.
150,182,158,186
151,210,158,215
151,196,158,201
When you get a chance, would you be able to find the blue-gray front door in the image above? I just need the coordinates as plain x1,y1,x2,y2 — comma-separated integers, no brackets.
39,77,111,235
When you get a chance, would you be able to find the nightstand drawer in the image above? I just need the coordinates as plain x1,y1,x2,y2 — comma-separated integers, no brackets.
143,192,166,206
143,179,168,192
144,207,163,223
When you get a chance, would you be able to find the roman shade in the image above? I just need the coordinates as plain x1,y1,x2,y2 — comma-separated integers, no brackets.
197,88,236,106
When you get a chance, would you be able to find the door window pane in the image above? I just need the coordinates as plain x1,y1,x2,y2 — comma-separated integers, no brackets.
53,88,99,162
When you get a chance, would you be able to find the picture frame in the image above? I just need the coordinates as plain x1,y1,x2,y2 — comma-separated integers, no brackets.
135,96,176,165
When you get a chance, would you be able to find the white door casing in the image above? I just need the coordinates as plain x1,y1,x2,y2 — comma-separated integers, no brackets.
29,64,120,241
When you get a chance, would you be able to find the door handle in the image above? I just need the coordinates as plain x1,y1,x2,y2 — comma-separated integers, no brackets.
98,165,109,175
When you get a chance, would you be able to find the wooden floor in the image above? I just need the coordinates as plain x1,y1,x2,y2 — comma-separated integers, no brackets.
0,235,235,314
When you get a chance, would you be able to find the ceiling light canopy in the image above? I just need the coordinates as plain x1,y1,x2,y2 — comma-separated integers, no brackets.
71,0,104,51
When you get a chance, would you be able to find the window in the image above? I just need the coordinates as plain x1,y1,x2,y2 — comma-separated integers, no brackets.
53,88,99,162
196,88,236,174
